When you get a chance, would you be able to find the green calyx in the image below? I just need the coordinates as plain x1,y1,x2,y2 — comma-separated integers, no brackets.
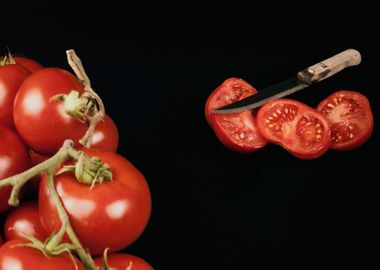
57,152,112,189
10,229,80,270
50,90,98,120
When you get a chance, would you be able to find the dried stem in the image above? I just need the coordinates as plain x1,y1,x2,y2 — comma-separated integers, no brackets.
66,50,105,148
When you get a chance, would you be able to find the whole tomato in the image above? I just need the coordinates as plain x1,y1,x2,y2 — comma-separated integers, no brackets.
4,56,44,73
13,68,118,155
39,148,152,256
94,254,154,270
0,64,31,128
4,201,48,242
0,127,30,212
27,151,50,196
0,239,84,270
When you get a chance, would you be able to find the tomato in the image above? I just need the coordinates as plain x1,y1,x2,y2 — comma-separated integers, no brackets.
27,152,50,196
94,254,154,270
39,148,151,256
256,99,331,159
4,201,48,242
0,239,84,270
0,127,30,212
4,56,44,73
0,64,31,129
92,114,119,152
317,90,373,151
205,78,267,153
13,68,118,155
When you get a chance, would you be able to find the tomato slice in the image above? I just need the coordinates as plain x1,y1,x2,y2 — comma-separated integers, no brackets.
205,78,267,153
317,90,373,150
257,99,331,159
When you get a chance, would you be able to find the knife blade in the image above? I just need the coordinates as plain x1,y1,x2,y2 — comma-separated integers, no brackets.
212,49,361,114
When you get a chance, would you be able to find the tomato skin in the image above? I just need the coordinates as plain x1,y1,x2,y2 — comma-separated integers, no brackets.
0,239,84,270
205,78,267,153
0,127,30,212
4,201,48,242
92,114,119,152
0,64,31,129
25,151,50,197
94,254,154,270
257,99,331,159
39,148,152,256
8,56,44,73
14,68,118,155
317,90,373,151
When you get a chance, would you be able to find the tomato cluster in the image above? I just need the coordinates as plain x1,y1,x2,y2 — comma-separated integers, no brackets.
0,55,153,269
205,78,374,159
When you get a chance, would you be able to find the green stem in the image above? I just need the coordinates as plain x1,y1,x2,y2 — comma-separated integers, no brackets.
45,169,98,270
0,140,75,206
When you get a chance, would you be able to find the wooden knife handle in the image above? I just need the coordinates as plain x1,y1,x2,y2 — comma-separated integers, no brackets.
297,49,361,84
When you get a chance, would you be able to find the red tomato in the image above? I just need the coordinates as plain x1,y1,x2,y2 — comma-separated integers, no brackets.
317,90,373,150
94,254,154,270
205,78,267,153
92,114,119,152
4,201,48,242
39,148,152,256
27,152,50,196
257,99,331,159
0,239,84,270
14,68,118,155
0,127,30,212
0,64,31,129
6,56,44,73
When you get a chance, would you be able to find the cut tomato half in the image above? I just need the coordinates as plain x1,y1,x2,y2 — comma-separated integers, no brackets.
317,90,373,150
257,99,331,159
205,78,267,153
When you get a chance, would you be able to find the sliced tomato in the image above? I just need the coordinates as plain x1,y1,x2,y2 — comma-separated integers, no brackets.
257,99,331,159
317,90,373,151
205,78,267,153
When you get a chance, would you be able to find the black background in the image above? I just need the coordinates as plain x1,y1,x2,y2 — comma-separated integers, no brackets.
2,26,379,268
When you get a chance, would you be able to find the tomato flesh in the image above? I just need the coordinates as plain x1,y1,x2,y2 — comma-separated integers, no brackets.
205,78,267,152
257,99,331,159
317,90,373,150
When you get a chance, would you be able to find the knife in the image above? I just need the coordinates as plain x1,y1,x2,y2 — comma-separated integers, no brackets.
212,49,361,114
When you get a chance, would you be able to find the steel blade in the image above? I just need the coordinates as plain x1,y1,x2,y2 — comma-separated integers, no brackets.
212,77,308,114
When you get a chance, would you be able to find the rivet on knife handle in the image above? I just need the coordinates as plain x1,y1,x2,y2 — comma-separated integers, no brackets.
297,49,362,84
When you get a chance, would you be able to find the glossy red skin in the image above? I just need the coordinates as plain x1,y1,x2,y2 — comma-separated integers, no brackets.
94,254,154,270
4,201,48,242
27,152,50,196
205,78,267,153
0,64,31,129
257,99,331,159
0,239,84,270
92,114,119,152
9,56,44,73
0,127,30,212
39,148,152,256
317,90,373,151
14,68,118,155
